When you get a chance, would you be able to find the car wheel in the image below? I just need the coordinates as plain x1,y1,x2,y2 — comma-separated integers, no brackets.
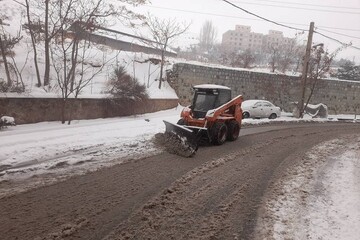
211,122,228,145
269,113,277,119
227,120,240,141
243,112,250,119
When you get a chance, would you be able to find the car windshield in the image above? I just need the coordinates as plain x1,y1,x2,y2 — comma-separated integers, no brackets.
242,101,259,108
194,93,217,111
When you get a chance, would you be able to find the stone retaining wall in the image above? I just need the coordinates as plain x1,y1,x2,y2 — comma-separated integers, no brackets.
170,63,360,114
0,98,178,124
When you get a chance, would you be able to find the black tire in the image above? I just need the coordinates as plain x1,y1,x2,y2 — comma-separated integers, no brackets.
243,112,250,119
211,122,228,145
227,120,240,141
177,119,186,125
269,113,277,119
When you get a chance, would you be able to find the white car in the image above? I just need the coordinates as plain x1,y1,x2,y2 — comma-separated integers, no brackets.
242,100,281,119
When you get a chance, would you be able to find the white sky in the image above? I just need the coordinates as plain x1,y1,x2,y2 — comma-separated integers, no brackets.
136,0,360,61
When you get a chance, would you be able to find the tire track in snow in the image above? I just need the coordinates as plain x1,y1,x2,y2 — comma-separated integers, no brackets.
104,134,294,240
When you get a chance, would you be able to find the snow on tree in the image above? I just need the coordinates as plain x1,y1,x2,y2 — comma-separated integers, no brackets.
0,3,23,91
106,65,148,101
17,0,148,88
332,60,360,81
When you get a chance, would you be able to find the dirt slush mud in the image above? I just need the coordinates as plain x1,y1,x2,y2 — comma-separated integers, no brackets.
0,123,359,240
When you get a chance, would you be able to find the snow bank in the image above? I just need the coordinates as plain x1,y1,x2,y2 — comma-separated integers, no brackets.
0,116,16,130
254,134,360,240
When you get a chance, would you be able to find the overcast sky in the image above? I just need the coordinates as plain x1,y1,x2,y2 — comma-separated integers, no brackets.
136,0,360,61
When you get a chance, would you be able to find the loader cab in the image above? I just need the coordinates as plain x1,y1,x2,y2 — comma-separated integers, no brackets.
191,84,231,118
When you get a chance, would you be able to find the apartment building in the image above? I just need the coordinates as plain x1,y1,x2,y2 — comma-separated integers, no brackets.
222,25,295,53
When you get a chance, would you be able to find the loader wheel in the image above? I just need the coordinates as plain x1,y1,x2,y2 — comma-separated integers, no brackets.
177,119,186,125
227,120,240,141
211,122,228,145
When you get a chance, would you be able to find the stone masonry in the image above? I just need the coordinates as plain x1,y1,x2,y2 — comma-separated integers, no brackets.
169,63,360,114
0,98,178,124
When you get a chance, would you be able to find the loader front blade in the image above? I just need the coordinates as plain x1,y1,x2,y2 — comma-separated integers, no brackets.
163,120,199,157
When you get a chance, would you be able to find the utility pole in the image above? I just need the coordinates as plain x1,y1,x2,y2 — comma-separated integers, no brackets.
298,22,314,118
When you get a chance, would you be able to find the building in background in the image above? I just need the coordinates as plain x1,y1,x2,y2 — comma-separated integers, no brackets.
221,25,295,53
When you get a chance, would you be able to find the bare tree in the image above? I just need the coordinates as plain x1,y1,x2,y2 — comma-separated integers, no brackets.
22,0,42,87
267,43,281,72
0,35,11,86
10,48,30,92
199,20,217,52
302,44,342,113
240,49,255,68
18,0,148,88
144,14,191,89
265,35,305,73
51,37,115,124
228,49,255,69
278,39,304,73
49,0,129,124
0,22,22,88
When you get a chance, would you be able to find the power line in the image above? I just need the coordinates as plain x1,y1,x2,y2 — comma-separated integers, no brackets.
316,28,360,40
316,26,360,33
314,30,360,50
221,0,307,31
147,5,360,33
221,0,360,51
229,0,360,15
146,2,360,50
146,5,264,22
235,0,360,10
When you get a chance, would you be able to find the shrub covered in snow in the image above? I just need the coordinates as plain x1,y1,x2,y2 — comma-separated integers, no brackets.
0,116,16,129
106,66,149,101
292,103,328,118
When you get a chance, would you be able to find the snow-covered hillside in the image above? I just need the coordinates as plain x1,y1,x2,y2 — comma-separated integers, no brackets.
0,0,180,99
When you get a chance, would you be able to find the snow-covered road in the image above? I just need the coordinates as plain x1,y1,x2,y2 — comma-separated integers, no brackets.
0,109,342,183
0,109,359,239
255,134,360,240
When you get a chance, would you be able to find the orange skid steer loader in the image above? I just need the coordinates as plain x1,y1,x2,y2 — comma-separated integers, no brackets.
163,84,243,157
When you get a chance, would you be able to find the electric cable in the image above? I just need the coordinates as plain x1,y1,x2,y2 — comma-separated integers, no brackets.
242,0,360,10
228,0,360,15
316,28,360,40
314,30,360,50
221,0,360,51
146,5,360,32
221,0,308,31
